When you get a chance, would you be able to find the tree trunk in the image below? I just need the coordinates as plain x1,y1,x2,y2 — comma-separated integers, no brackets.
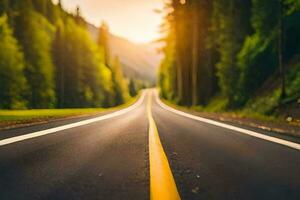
278,0,286,100
192,5,199,106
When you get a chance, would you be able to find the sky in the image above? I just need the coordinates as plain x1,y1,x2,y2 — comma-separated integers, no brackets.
53,0,164,44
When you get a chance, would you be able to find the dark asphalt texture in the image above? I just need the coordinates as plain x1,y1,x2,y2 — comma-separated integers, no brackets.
152,92,300,200
0,99,149,200
0,90,300,200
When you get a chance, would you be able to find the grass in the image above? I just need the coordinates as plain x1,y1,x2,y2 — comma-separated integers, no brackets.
0,94,139,124
162,96,279,123
0,108,106,121
161,56,300,125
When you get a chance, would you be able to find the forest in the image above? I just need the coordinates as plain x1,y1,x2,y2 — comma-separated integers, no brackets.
0,0,132,109
159,0,300,116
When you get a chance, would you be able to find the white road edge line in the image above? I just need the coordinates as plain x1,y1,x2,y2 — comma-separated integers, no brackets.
155,92,300,151
0,92,146,147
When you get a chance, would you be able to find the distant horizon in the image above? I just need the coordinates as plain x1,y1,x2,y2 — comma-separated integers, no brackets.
52,0,164,44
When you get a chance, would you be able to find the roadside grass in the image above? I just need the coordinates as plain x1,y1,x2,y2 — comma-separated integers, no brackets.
161,96,300,139
161,90,300,136
0,94,139,124
0,108,106,121
160,56,300,127
161,94,284,125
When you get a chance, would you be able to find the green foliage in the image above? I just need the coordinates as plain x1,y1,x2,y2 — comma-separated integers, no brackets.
111,57,130,105
32,0,60,23
159,36,176,101
0,94,138,125
159,0,300,115
286,62,300,99
286,0,300,14
0,15,27,109
14,9,56,108
129,79,137,97
235,57,300,116
285,11,300,60
237,0,300,105
52,20,65,108
198,95,228,113
0,0,130,109
128,79,145,97
243,89,281,115
97,22,110,66
251,0,280,37
32,0,47,16
213,0,252,107
54,19,114,108
0,108,102,121
0,0,8,15
237,34,277,104
159,0,219,105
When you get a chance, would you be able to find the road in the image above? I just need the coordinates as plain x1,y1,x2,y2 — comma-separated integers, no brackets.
0,90,299,200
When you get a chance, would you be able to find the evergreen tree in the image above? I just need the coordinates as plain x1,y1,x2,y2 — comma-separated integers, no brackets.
45,1,60,23
213,0,252,107
159,0,218,105
111,56,129,105
0,15,27,109
52,20,65,108
129,79,137,97
97,22,110,67
58,19,114,108
0,0,130,109
0,0,8,15
14,7,56,108
237,0,281,104
32,0,47,16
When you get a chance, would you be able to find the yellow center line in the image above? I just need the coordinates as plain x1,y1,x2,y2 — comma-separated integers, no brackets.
147,92,181,200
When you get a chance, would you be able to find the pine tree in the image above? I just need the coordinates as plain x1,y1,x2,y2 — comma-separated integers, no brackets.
111,56,129,105
213,0,252,107
14,6,56,108
129,79,137,97
0,0,130,109
32,0,47,16
278,0,286,100
0,15,27,109
52,20,65,108
97,22,110,67
0,0,8,15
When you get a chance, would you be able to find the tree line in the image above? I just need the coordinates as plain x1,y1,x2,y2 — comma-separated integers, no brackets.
0,0,131,109
159,0,300,109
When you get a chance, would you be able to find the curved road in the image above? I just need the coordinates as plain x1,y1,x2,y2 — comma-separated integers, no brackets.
0,90,299,200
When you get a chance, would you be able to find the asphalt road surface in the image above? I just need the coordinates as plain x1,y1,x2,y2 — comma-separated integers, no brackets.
0,90,299,200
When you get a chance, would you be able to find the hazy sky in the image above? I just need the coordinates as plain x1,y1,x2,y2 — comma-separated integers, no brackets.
54,0,164,43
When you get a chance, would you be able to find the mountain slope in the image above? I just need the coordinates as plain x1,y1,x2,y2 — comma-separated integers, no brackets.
88,24,161,84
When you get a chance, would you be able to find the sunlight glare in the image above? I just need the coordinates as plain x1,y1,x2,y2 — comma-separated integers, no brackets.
53,0,164,44
180,0,186,4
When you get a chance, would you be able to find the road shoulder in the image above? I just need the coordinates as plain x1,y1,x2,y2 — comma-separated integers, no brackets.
157,96,300,147
0,94,140,131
